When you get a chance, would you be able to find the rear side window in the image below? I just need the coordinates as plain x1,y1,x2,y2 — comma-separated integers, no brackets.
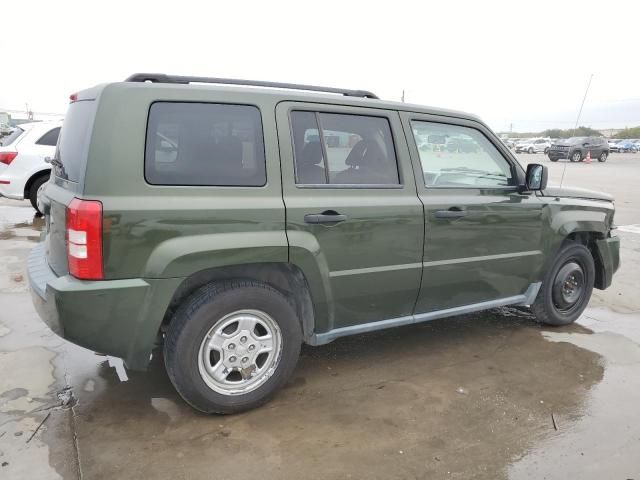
1,127,24,147
291,111,399,186
36,127,61,146
145,102,266,186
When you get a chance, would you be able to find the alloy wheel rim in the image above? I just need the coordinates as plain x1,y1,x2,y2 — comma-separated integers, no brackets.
552,261,585,312
197,309,283,396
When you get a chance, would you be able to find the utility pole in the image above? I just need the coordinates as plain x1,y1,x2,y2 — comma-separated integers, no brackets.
401,90,405,103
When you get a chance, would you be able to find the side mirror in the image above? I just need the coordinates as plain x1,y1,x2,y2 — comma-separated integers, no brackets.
525,163,548,191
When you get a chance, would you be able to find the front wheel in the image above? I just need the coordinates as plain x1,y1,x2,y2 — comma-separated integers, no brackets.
531,243,595,326
164,280,302,414
549,157,558,162
598,152,608,162
570,151,582,162
528,147,534,154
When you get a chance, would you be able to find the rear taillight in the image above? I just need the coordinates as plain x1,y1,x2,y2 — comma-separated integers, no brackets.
66,198,104,280
0,152,17,165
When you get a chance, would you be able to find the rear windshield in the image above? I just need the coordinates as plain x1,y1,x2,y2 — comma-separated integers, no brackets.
54,100,97,182
1,127,24,146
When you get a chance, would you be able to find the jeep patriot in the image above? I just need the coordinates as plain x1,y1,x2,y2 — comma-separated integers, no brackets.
28,73,620,413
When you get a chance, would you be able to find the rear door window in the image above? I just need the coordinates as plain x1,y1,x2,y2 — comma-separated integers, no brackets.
36,127,61,146
145,102,266,186
291,111,399,186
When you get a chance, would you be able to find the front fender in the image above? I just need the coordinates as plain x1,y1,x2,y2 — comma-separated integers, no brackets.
541,198,615,272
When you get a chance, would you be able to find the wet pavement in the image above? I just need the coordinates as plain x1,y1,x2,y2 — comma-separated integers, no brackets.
1,153,640,479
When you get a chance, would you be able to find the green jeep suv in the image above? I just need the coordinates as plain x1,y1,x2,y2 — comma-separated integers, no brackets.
28,74,620,414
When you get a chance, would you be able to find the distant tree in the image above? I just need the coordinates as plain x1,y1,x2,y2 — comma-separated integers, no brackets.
542,128,565,138
541,126,603,138
613,127,640,139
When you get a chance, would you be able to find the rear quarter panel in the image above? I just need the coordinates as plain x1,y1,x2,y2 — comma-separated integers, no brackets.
83,83,288,280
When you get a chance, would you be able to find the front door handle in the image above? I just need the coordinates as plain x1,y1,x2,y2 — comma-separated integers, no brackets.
304,210,348,224
434,207,467,219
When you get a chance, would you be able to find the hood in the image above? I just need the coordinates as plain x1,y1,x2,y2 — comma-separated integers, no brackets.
542,186,613,202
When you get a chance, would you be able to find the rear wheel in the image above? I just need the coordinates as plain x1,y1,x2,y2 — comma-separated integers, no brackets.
164,280,302,414
528,147,534,154
28,174,50,214
531,243,595,326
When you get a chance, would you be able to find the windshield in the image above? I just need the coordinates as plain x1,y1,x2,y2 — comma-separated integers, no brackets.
1,127,24,146
567,137,588,144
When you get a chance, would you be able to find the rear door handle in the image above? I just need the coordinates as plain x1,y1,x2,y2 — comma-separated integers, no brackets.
434,207,467,219
304,210,348,224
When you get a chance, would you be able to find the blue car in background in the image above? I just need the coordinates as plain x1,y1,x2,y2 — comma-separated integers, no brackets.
616,140,639,153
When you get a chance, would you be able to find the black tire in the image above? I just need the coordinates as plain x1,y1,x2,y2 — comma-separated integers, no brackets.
164,280,302,414
528,147,534,154
549,157,558,162
569,150,582,162
544,147,549,155
28,174,49,213
598,152,608,162
531,243,595,326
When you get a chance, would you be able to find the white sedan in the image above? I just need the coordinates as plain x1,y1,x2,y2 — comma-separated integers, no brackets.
0,121,62,213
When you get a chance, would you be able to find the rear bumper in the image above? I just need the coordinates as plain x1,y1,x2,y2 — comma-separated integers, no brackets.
594,235,620,290
27,243,183,370
0,181,24,200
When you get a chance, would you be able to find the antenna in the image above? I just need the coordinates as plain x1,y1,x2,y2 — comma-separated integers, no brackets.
560,74,593,187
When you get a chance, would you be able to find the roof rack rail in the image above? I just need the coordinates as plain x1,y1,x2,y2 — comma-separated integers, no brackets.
124,73,379,99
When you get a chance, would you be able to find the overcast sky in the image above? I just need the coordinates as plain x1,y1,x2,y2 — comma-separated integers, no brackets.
1,0,638,132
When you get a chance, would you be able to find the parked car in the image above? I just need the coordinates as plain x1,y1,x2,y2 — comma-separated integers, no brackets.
0,123,13,135
0,121,62,212
548,137,609,162
515,138,551,154
608,139,621,152
617,140,639,153
29,73,620,414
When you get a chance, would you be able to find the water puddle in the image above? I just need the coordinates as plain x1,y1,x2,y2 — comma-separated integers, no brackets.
509,308,640,479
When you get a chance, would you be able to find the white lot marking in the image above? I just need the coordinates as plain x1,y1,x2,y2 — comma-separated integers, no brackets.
617,224,640,234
